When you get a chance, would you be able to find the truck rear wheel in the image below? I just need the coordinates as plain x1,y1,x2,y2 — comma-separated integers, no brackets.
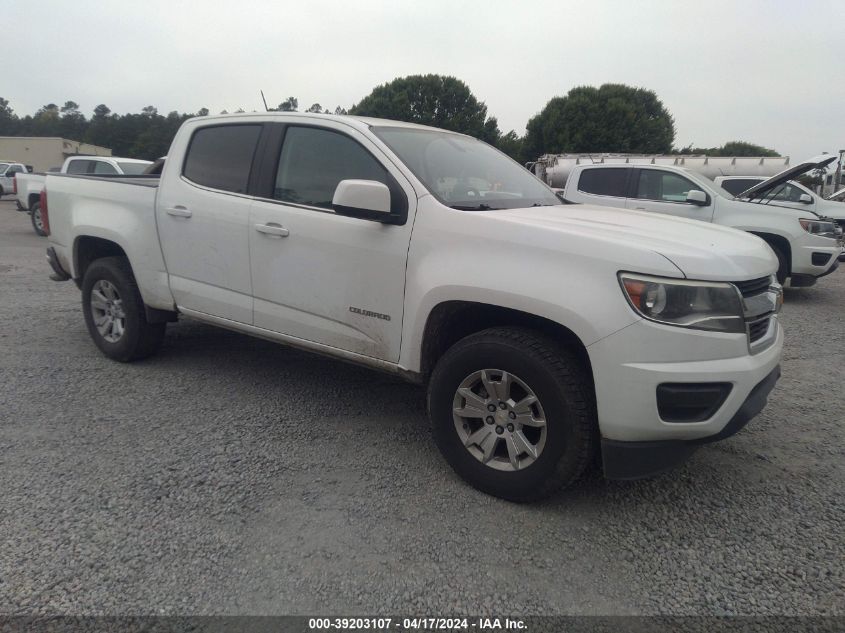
30,202,47,236
81,257,166,362
427,327,596,502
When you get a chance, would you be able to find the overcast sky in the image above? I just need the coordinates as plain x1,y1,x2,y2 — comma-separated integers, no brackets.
6,0,843,160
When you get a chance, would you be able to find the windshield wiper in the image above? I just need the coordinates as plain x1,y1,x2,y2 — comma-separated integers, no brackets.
449,203,501,211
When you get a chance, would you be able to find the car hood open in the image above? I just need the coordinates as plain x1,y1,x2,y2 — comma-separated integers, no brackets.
737,154,838,200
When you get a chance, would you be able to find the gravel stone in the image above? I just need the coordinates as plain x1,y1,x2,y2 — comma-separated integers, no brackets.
0,200,842,615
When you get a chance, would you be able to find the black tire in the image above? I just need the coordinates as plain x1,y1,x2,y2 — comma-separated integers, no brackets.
30,202,47,237
770,244,788,284
427,327,597,502
81,256,166,362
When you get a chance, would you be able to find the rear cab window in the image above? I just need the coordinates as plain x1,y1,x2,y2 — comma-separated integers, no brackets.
93,161,118,175
183,124,262,194
720,178,762,197
66,160,93,174
577,168,629,197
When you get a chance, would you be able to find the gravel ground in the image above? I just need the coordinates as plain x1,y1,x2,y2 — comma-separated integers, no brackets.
0,199,842,616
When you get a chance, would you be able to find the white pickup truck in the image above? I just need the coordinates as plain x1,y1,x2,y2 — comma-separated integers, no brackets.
560,159,842,286
0,161,28,196
714,175,845,226
42,113,784,501
14,156,151,236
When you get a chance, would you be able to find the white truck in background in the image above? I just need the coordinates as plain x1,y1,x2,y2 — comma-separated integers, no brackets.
715,175,845,229
14,155,152,235
42,112,784,501
560,158,842,286
0,161,29,197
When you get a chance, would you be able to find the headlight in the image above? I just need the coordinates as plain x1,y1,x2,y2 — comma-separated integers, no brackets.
619,273,745,333
799,218,837,239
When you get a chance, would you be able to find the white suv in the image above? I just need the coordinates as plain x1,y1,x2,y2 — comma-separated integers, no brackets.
561,158,842,286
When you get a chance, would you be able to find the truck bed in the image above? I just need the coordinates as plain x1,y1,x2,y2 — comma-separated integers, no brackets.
45,172,173,311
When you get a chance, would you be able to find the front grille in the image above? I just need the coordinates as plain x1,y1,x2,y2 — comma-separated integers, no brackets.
748,316,771,343
733,276,770,298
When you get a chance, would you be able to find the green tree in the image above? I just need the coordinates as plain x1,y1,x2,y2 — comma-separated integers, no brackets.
496,130,523,161
523,84,675,161
278,97,298,112
60,100,86,140
306,103,323,113
350,74,500,141
0,97,19,135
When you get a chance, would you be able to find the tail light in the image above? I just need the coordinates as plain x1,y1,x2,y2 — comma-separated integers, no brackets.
39,189,50,236
12,175,17,195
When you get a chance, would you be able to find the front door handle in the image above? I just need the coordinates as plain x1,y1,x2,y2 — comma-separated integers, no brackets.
255,223,290,238
165,206,192,218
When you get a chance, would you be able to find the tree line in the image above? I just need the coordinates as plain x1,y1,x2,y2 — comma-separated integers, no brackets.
0,77,779,164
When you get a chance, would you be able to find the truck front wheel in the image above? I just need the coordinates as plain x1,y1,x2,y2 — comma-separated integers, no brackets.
428,327,596,502
81,257,166,362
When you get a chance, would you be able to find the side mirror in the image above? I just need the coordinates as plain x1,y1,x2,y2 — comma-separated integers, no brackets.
332,179,392,222
686,189,709,206
799,193,813,204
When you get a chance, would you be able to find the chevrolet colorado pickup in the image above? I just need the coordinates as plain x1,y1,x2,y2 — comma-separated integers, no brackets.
561,159,842,286
43,113,783,501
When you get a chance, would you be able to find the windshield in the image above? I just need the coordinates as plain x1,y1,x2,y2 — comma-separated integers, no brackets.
0,163,8,173
118,162,151,175
372,127,559,210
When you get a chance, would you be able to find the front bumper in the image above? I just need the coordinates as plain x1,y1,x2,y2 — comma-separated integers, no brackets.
791,237,840,279
601,365,781,479
588,317,783,444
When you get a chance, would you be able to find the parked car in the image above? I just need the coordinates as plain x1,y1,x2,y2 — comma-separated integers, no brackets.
0,161,28,197
42,113,783,501
15,156,152,235
560,158,841,286
715,175,845,228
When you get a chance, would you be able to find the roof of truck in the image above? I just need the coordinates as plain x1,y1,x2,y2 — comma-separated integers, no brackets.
191,112,464,135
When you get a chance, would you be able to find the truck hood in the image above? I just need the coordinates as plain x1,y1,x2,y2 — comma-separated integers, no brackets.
737,154,838,201
486,204,777,281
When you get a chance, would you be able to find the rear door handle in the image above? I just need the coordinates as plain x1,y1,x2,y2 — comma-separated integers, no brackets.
255,223,290,238
165,206,192,218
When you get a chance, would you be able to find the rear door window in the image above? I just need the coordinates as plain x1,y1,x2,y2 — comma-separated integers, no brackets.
183,124,262,194
577,168,629,197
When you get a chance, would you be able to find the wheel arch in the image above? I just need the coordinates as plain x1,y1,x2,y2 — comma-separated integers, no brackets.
748,231,791,274
418,300,594,388
73,235,130,283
